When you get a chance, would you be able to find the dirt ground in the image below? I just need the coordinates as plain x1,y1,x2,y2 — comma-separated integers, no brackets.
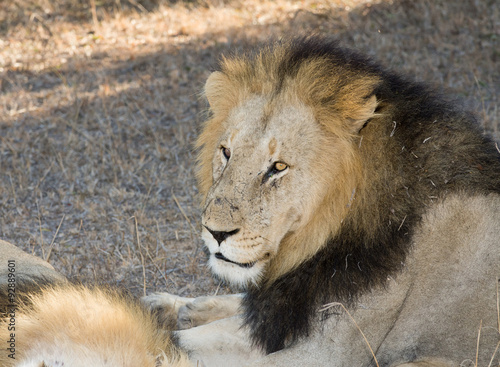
0,0,498,297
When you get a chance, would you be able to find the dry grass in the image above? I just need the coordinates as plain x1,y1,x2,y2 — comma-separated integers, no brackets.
0,0,499,297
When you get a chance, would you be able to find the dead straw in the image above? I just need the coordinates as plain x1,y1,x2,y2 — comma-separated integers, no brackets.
319,302,380,367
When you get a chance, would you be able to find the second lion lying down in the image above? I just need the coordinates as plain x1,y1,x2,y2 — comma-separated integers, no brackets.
0,269,190,367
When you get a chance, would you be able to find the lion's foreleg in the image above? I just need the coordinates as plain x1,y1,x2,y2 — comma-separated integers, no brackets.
176,315,264,366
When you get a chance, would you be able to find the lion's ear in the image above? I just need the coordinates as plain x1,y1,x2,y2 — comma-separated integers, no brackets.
349,94,378,133
204,71,232,112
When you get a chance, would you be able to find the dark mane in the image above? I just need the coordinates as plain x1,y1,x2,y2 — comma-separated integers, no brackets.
242,37,500,354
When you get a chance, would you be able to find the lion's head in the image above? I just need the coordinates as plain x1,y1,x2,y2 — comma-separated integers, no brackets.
196,39,381,288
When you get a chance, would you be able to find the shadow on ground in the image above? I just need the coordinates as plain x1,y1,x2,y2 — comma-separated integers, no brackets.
0,0,498,296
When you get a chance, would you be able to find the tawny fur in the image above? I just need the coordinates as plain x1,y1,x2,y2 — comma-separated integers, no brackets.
0,284,190,367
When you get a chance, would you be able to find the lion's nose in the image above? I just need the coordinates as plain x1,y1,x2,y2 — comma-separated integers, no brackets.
205,226,240,245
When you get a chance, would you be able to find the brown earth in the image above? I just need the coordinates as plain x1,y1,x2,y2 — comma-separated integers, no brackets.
0,0,498,297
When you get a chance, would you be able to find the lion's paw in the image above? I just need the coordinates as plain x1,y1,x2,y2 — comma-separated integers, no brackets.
177,294,243,330
142,292,243,330
141,292,193,329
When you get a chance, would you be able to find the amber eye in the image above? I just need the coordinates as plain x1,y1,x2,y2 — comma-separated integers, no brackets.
222,147,231,160
274,162,288,172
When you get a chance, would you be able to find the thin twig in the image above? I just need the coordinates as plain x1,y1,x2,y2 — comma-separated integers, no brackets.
497,278,500,333
36,201,45,259
132,216,147,297
487,340,500,367
155,219,162,256
397,215,407,231
214,282,222,296
475,319,482,367
319,302,379,367
142,238,169,289
172,193,198,236
45,215,65,262
390,121,397,137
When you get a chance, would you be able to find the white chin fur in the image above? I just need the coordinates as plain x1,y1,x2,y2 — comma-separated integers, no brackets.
208,254,264,288
202,228,265,287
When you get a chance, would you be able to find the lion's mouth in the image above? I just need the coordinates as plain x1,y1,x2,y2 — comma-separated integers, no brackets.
214,252,257,269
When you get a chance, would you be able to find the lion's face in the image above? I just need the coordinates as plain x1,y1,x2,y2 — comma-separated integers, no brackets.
198,52,379,288
201,96,345,287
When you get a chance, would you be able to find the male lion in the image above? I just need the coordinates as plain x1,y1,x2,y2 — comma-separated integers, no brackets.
145,37,500,366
